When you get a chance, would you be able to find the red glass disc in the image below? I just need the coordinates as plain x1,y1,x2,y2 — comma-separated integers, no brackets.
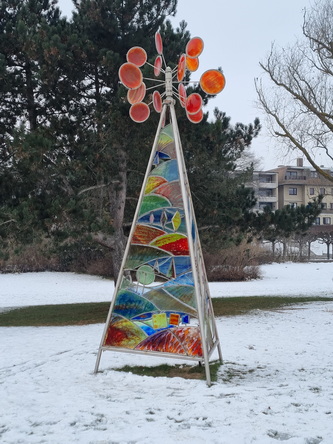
126,46,147,67
187,108,203,124
186,56,199,72
129,102,150,123
186,37,204,58
153,91,162,113
127,83,146,104
119,62,143,89
177,54,186,82
155,31,163,55
186,93,202,115
200,70,226,95
178,83,187,108
154,55,162,77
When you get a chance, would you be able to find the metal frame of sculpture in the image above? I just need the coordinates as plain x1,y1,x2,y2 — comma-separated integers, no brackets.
94,33,225,386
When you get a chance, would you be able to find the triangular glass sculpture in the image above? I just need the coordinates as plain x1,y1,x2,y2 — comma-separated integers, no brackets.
95,105,222,385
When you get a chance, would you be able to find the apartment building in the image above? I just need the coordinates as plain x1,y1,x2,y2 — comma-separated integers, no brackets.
250,171,279,212
268,159,333,226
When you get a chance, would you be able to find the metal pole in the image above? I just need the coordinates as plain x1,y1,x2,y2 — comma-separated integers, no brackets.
169,102,212,387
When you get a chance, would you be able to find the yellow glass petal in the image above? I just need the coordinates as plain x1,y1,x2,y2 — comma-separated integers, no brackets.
172,211,181,231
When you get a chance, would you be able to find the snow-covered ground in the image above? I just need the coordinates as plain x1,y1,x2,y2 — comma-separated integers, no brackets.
1,262,333,443
1,261,333,308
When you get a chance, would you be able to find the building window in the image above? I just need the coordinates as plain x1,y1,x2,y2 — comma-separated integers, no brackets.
286,171,298,179
323,217,331,225
289,188,297,195
311,171,318,178
309,188,315,195
321,202,327,209
330,203,333,210
315,217,320,225
320,188,326,195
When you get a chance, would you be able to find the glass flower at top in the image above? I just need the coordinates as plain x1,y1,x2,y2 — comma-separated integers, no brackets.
118,33,226,123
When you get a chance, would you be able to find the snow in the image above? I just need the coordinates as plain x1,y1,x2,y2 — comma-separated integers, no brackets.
1,262,333,443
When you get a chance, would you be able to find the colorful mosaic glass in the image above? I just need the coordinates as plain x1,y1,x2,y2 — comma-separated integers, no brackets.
102,125,203,357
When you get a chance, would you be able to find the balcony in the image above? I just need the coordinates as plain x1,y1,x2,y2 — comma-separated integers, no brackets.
284,175,306,180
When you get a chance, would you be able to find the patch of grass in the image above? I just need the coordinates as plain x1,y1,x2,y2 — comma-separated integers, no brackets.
0,296,332,327
212,296,333,317
114,360,221,382
0,302,110,327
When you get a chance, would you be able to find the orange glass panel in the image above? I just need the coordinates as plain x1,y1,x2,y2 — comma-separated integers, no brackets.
178,83,187,108
119,62,143,89
126,46,147,67
186,93,202,115
177,54,186,82
187,108,203,124
186,37,204,58
154,55,162,77
129,102,150,123
200,70,226,95
186,56,199,72
127,83,146,104
155,31,163,55
153,90,162,113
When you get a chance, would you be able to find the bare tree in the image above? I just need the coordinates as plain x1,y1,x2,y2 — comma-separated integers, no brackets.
255,0,333,181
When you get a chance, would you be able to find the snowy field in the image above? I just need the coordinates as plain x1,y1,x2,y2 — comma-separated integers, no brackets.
1,262,333,443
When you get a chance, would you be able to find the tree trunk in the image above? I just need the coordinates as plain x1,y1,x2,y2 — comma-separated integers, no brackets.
108,147,128,282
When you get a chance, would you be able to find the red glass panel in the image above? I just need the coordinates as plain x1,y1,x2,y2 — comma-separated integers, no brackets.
127,83,146,104
154,56,162,77
178,83,187,108
177,54,186,82
186,37,204,58
200,70,226,95
153,90,162,113
119,62,143,89
155,31,163,55
186,56,199,72
126,46,147,67
129,102,150,123
187,108,203,124
186,93,202,115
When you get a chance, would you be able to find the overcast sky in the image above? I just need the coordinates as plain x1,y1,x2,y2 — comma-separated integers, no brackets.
57,0,316,169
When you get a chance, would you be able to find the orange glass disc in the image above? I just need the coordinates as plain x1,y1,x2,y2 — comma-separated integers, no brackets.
129,102,150,123
177,54,186,82
127,83,146,104
186,37,204,58
186,93,202,115
187,108,203,124
153,91,162,113
155,31,163,55
200,70,226,95
178,83,187,108
154,55,162,77
126,46,147,67
119,62,143,89
186,56,199,72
